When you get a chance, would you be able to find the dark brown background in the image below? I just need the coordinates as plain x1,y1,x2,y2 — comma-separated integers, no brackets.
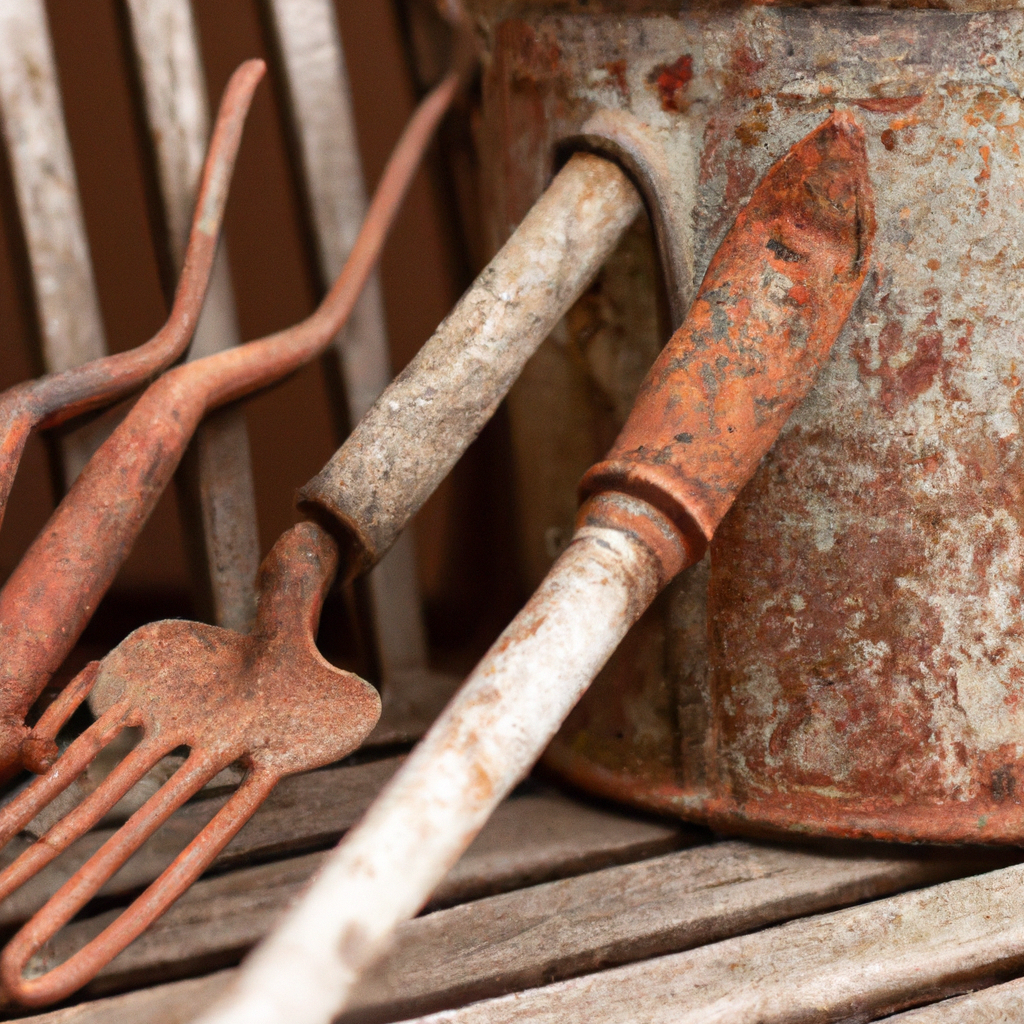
0,0,522,678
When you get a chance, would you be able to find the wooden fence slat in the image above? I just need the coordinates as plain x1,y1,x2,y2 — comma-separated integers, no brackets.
0,0,110,483
32,791,688,998
261,0,451,711
383,857,1024,1024
123,0,261,631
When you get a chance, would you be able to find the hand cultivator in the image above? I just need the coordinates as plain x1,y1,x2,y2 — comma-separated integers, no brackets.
198,112,876,1024
0,65,461,787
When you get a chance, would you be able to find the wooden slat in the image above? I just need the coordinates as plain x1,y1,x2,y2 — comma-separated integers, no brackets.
18,837,1001,1023
0,0,110,482
261,0,447,705
32,791,688,997
0,756,403,929
123,0,261,631
381,857,1024,1024
881,978,1024,1021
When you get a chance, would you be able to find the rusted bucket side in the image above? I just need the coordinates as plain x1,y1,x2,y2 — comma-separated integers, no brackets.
479,5,1024,844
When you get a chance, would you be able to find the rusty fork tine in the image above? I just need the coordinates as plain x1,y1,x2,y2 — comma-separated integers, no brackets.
19,660,101,774
0,696,133,850
0,731,173,901
0,59,264,536
0,752,250,1007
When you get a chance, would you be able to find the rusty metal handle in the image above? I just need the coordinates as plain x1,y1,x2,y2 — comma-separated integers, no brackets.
297,151,643,576
0,69,458,784
581,112,875,548
0,59,265,537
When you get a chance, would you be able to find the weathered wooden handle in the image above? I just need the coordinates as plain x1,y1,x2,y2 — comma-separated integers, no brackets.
297,152,642,576
580,112,875,545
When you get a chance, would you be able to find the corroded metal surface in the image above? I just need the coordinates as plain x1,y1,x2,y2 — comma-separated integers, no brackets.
0,70,459,784
484,5,1024,843
0,521,380,1007
193,120,868,1024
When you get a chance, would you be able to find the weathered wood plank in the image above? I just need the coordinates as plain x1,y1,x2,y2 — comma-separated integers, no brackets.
0,756,403,929
881,978,1024,1021
123,0,261,631
341,842,992,1024
17,793,689,1018
261,0,442,703
18,835,999,1019
384,856,1024,1024
30,790,689,996
0,0,110,482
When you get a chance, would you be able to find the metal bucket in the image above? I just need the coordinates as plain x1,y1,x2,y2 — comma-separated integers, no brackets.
472,0,1024,844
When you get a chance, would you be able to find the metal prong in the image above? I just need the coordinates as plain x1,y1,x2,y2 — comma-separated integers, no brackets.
0,701,137,854
0,757,269,1008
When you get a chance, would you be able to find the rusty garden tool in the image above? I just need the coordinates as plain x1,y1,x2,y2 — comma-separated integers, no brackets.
0,58,264,538
0,92,645,1008
196,112,876,1024
0,519,379,1006
0,67,462,784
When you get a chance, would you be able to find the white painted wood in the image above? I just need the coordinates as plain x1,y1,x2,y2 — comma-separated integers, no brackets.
0,0,109,482
123,0,260,631
197,523,663,1024
262,0,433,685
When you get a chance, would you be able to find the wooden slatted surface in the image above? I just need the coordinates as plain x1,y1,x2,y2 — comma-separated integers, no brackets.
261,0,460,732
13,818,1011,1024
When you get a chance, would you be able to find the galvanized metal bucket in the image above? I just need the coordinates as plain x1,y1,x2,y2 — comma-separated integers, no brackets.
473,0,1024,844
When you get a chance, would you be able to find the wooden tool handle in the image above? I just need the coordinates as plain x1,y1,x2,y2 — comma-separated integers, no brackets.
581,112,875,544
297,153,642,577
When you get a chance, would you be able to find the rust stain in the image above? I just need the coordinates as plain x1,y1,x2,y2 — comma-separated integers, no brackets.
853,95,925,114
581,113,875,555
976,144,992,183
0,522,380,1007
604,59,628,97
650,54,693,113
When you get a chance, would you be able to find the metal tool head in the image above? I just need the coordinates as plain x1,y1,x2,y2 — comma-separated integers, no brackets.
0,521,379,1007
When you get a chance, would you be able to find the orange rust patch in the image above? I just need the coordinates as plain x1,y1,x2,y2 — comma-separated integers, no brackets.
651,55,693,113
853,95,925,114
604,59,628,97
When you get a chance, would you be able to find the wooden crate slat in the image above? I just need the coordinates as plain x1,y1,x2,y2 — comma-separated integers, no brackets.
261,0,436,690
880,978,1024,1022
0,0,110,482
374,857,1024,1024
123,0,261,631
18,837,1001,1023
33,790,688,998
